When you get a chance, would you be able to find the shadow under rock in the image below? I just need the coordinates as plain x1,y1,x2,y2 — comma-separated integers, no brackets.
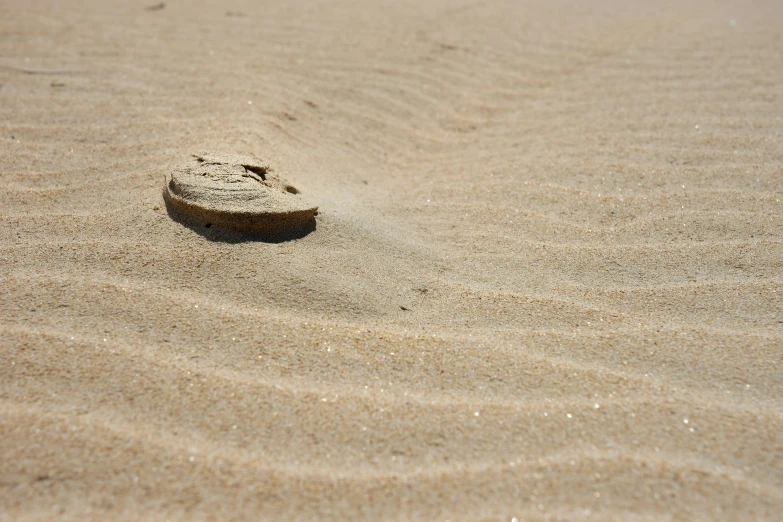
163,198,317,244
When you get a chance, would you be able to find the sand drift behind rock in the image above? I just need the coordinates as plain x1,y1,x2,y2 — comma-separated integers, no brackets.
163,152,318,238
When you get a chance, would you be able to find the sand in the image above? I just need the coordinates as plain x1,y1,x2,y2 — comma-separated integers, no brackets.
1,0,782,520
163,152,317,239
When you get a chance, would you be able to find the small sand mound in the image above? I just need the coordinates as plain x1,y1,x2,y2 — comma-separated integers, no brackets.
163,152,318,235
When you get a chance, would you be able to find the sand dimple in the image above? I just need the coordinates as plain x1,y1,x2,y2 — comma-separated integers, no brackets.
163,152,317,235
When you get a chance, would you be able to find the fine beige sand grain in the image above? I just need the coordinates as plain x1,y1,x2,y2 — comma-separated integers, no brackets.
1,0,782,520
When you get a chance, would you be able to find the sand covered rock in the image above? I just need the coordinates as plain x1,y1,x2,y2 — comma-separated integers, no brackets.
163,152,318,235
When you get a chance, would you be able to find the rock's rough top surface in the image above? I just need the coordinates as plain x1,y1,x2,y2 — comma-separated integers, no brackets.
163,152,318,235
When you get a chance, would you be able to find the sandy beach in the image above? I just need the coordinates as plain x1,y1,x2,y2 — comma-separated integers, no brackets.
1,0,782,520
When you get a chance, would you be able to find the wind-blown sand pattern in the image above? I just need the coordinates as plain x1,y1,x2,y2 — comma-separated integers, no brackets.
1,0,782,520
